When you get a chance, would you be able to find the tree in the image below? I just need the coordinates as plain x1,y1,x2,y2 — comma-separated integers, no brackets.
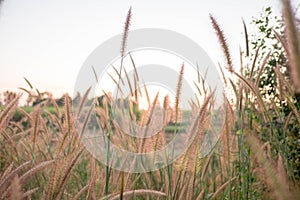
248,6,300,180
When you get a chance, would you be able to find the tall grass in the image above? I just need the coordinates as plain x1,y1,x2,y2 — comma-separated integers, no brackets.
0,1,300,199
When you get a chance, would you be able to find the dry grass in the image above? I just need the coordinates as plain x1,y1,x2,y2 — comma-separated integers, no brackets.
1,1,300,199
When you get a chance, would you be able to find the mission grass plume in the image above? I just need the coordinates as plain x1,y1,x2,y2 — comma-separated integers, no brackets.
0,94,20,129
120,7,132,59
115,7,132,102
175,63,184,123
210,14,233,72
281,0,300,92
9,175,22,200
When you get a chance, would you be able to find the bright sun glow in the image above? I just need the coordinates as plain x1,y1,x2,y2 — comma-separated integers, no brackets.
95,49,208,110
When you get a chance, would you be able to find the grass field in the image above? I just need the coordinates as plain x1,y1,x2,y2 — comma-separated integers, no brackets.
1,0,300,199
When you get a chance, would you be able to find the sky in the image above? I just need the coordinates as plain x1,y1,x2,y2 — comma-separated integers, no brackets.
0,0,294,101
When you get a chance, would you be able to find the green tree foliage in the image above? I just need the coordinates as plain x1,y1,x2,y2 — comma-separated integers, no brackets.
249,7,300,180
251,7,287,98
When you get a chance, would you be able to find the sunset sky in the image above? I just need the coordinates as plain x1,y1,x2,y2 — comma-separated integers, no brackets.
0,0,295,101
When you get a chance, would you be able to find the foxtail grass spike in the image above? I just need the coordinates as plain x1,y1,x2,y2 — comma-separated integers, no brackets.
210,14,233,72
281,0,300,92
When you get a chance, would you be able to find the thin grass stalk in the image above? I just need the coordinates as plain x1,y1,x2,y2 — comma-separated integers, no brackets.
23,77,33,89
195,188,205,200
254,51,271,86
44,159,61,199
108,73,124,97
0,163,13,180
0,130,19,161
0,95,20,127
242,18,249,57
79,102,94,140
166,156,173,199
191,148,201,198
274,30,289,56
86,158,97,200
223,98,232,171
172,152,190,199
56,147,84,199
76,87,91,118
64,94,72,135
178,179,190,200
9,175,22,200
0,161,31,195
143,83,151,108
283,111,293,132
245,132,292,200
196,63,201,83
193,81,203,98
240,46,244,75
91,65,99,83
123,67,134,96
112,65,125,85
285,95,300,124
22,187,39,199
18,87,32,97
129,52,139,82
119,171,124,200
101,189,167,200
105,131,112,195
19,160,55,186
168,64,185,200
32,106,40,152
71,184,89,200
233,71,271,123
218,63,228,87
50,97,62,118
140,92,159,152
201,151,214,181
250,46,260,78
211,177,237,199
234,82,246,199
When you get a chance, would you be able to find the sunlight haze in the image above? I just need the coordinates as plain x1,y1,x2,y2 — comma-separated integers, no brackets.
0,0,287,99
